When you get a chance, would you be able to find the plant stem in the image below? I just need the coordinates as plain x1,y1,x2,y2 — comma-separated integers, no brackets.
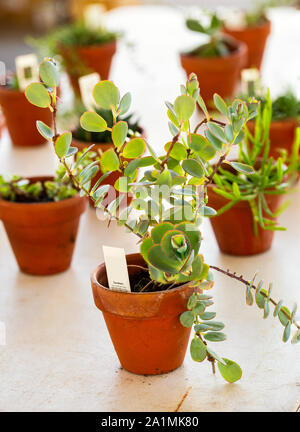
209,265,300,330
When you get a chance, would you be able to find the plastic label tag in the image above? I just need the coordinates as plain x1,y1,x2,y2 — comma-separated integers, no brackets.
103,246,131,293
15,53,39,91
79,72,100,110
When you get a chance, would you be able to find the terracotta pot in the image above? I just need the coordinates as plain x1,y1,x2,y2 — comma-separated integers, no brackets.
247,118,299,159
207,184,283,256
0,86,52,147
91,253,197,375
0,176,87,275
60,41,117,94
0,112,5,139
223,20,271,70
180,41,247,105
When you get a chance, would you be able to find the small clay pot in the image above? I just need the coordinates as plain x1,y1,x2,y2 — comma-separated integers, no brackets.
207,184,283,256
91,253,197,375
0,176,87,275
0,86,52,147
60,41,117,94
0,112,5,139
180,40,247,105
223,20,271,70
247,118,299,159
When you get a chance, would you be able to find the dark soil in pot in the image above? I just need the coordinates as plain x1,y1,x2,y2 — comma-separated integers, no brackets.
180,40,247,105
91,253,198,375
223,19,271,70
0,176,87,275
0,85,52,147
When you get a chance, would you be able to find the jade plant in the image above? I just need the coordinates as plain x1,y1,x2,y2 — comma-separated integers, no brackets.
185,12,235,57
0,165,77,203
210,94,299,234
25,58,300,384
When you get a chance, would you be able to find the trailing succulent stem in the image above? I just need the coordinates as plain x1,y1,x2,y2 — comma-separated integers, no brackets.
25,58,300,384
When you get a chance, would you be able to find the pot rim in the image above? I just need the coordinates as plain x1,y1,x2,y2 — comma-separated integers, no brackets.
60,39,117,52
0,175,84,209
91,255,196,297
180,39,247,61
224,18,271,33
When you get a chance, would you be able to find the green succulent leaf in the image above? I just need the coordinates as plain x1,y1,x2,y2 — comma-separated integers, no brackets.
174,95,195,122
100,149,120,172
147,244,181,274
213,94,228,116
180,311,195,328
112,121,128,148
36,120,52,140
164,141,187,160
291,330,300,345
207,122,227,143
122,138,145,158
25,82,51,108
93,80,119,110
200,311,216,321
182,159,204,178
217,359,242,383
230,161,255,175
151,222,174,243
278,306,291,326
189,134,216,160
118,92,131,116
283,322,291,343
39,59,59,88
204,332,226,342
55,132,72,158
80,111,107,132
190,337,207,362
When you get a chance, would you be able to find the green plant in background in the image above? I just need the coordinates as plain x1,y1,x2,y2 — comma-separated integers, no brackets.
25,58,300,383
269,91,300,121
209,94,299,235
185,12,233,58
0,165,77,203
65,99,142,144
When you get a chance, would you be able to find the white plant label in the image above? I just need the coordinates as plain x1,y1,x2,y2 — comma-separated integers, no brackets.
241,68,261,95
79,72,101,110
15,53,39,91
224,10,246,30
83,4,107,30
103,246,131,293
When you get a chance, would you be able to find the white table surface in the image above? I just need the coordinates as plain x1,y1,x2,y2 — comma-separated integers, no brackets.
0,5,299,412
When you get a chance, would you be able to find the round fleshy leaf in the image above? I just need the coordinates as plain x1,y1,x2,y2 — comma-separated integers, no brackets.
80,111,107,132
39,59,59,88
25,83,51,108
151,222,174,244
147,244,181,274
182,159,204,178
230,161,255,175
55,132,72,158
118,92,131,116
217,358,242,383
190,338,207,362
161,229,190,261
189,134,216,160
180,311,194,328
174,95,195,122
204,332,226,342
36,120,52,140
112,121,128,148
164,141,187,160
93,80,119,110
100,149,120,173
122,138,145,158
213,94,228,116
140,237,154,263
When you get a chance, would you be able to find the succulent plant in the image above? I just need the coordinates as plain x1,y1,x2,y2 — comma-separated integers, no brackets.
25,58,300,383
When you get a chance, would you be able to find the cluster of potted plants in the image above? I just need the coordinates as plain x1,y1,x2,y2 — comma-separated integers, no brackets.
20,58,300,382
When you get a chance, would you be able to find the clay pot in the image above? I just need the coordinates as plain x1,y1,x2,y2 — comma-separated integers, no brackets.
60,41,117,94
247,118,299,159
0,86,52,147
0,112,5,139
180,41,247,105
0,176,87,275
207,184,283,256
223,20,271,70
91,253,197,375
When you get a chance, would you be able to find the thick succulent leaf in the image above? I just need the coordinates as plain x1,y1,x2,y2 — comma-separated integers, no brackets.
25,82,51,108
204,332,226,342
147,244,181,274
55,132,71,158
182,159,204,178
230,161,255,175
213,94,228,116
164,141,187,160
190,338,207,362
175,222,201,256
180,311,195,327
80,111,107,132
39,59,59,88
93,80,119,110
112,121,128,148
174,95,195,122
122,138,145,158
100,149,120,173
140,237,154,263
188,134,216,160
217,358,242,383
161,230,190,261
118,92,131,116
151,222,174,244
36,120,52,140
